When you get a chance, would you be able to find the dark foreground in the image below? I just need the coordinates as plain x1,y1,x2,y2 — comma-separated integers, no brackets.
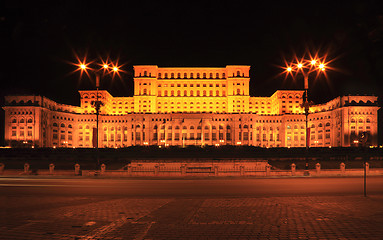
1,177,383,239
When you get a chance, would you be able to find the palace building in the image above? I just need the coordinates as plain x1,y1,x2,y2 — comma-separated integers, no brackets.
2,65,380,148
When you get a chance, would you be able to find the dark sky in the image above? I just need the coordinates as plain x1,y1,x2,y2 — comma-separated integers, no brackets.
1,0,383,144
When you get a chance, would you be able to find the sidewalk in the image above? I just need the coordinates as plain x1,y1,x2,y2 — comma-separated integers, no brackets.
1,195,383,239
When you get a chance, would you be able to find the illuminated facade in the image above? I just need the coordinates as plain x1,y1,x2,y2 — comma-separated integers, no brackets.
3,65,380,148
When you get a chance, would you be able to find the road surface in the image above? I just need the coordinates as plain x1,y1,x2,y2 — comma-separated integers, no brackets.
1,176,382,239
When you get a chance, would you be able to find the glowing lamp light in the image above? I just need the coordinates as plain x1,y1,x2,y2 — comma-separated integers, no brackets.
297,63,303,68
80,64,87,70
103,64,109,69
310,60,317,65
287,67,292,72
318,63,325,71
113,66,119,72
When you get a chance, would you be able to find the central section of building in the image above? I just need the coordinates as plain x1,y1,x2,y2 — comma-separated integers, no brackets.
80,66,303,115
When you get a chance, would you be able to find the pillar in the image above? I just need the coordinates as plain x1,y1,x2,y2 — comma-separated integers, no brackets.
340,162,345,174
74,163,81,176
49,163,55,175
24,163,30,174
291,163,296,176
315,163,321,174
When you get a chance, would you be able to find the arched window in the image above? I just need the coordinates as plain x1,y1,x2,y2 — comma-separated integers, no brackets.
171,90,174,96
287,125,291,129
164,73,168,78
212,126,216,130
183,126,187,130
190,90,193,96
68,124,72,128
177,73,181,78
203,90,206,96
294,125,298,129
86,125,90,130
226,125,231,130
79,125,82,129
12,118,17,123
351,118,356,123
177,90,180,96
325,122,331,127
219,125,223,129
196,90,200,96
27,118,33,123
216,73,219,78
366,118,371,123
175,126,180,130
237,70,240,76
197,73,200,78
190,73,194,78
184,90,187,96
209,73,213,78
318,123,323,127
203,73,206,78
184,73,187,78
19,118,24,123
171,73,174,78
164,90,168,96
190,126,194,130
358,118,363,123
61,123,65,128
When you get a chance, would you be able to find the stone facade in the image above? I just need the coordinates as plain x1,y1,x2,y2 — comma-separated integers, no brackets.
2,65,380,148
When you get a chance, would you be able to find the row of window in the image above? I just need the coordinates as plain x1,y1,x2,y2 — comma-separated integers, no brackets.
350,118,372,123
53,123,73,128
11,118,33,124
157,72,228,79
158,83,228,88
9,111,33,115
157,90,227,97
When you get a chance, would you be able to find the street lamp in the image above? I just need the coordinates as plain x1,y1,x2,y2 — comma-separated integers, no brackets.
283,53,329,175
74,58,122,168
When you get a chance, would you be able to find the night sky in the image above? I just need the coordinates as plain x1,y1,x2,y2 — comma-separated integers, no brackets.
1,0,383,145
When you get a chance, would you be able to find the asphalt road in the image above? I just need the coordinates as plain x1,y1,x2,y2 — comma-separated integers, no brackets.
1,176,383,239
1,176,382,197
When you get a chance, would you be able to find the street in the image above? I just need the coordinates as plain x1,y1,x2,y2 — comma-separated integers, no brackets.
1,176,383,239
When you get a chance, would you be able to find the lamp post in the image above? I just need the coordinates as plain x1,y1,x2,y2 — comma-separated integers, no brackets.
75,59,121,169
284,55,327,175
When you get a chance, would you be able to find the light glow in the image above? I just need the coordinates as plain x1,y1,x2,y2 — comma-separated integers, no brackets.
297,63,303,68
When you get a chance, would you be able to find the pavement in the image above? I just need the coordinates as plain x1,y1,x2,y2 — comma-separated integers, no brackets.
1,178,383,239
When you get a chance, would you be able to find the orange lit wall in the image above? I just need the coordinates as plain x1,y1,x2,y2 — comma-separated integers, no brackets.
2,66,380,148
